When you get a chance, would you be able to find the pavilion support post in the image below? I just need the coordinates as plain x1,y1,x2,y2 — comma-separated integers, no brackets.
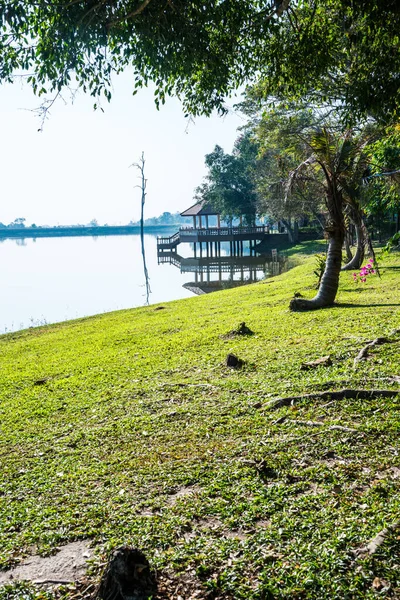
193,216,196,229
240,240,243,254
194,242,197,258
200,243,203,257
217,214,221,228
205,215,209,229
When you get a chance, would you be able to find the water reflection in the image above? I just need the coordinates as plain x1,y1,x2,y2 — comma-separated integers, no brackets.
0,234,290,334
158,251,288,295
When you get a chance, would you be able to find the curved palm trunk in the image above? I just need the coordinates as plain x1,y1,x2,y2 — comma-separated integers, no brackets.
290,182,344,312
341,221,365,270
290,229,344,310
344,229,353,262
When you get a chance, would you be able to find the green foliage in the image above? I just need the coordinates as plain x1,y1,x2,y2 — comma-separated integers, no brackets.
249,107,325,226
382,231,400,255
0,245,399,598
195,136,258,221
1,1,400,120
364,124,400,219
313,253,326,288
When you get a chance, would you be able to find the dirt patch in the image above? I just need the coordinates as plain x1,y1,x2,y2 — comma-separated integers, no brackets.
0,540,92,586
157,569,232,600
166,485,201,506
181,517,271,543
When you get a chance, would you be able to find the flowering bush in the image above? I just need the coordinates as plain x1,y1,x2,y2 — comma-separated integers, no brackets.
353,259,376,283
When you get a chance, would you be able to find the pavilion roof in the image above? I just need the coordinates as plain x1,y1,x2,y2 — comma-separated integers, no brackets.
180,201,220,217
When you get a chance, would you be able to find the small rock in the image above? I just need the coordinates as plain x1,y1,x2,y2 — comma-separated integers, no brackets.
253,402,262,409
300,356,332,370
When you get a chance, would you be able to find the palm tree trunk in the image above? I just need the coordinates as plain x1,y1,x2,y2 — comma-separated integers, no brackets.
290,228,344,310
341,222,365,270
344,229,353,262
290,183,344,311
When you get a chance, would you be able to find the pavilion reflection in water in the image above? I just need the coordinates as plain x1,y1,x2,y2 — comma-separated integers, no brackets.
158,250,287,295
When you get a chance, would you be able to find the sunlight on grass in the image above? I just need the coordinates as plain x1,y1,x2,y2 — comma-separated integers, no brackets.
0,244,399,599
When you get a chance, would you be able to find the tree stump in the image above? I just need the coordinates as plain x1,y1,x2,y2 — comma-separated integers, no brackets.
226,354,244,368
95,546,157,600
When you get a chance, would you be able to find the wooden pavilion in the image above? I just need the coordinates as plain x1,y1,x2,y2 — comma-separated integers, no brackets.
157,200,268,255
180,201,222,229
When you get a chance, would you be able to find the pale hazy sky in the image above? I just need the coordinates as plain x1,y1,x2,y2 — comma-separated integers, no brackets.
0,71,244,226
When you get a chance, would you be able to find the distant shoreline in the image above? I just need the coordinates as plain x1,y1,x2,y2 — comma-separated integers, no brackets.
0,224,179,239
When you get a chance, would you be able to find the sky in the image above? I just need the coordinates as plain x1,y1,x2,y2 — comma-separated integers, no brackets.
0,70,244,226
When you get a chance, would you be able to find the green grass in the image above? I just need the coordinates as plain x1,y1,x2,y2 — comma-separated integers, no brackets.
0,243,399,599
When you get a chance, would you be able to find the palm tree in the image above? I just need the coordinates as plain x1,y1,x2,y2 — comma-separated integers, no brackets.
289,128,371,311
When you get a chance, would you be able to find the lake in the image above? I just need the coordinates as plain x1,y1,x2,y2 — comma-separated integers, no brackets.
0,232,286,333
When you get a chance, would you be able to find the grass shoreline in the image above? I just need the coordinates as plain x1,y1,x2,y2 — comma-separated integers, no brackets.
0,242,399,599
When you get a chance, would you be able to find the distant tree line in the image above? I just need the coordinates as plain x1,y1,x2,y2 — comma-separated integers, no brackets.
129,211,186,227
0,212,185,230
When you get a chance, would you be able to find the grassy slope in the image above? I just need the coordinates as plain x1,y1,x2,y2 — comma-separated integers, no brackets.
0,243,399,599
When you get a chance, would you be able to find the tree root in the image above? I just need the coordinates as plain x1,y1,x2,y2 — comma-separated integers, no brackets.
265,389,399,411
354,521,400,556
289,297,327,312
353,329,400,368
353,337,390,367
273,417,358,432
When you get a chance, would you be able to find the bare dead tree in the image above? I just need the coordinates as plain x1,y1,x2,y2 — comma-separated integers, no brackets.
131,152,151,305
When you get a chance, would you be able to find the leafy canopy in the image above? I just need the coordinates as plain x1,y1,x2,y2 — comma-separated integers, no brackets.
1,1,400,121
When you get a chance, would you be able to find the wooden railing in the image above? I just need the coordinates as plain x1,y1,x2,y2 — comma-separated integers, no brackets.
157,231,180,245
179,226,266,237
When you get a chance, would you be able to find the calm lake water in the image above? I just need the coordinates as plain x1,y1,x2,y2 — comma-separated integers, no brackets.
0,232,285,333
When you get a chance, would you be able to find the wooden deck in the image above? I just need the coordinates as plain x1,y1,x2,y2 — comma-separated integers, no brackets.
157,226,268,250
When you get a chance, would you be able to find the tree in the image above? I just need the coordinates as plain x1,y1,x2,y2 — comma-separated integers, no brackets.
1,1,400,122
288,128,373,311
248,107,325,242
8,217,26,229
131,152,151,305
365,125,400,236
195,137,258,223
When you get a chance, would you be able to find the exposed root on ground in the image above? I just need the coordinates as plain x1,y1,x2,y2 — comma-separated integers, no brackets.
354,329,400,368
354,521,400,557
265,389,399,410
274,418,358,433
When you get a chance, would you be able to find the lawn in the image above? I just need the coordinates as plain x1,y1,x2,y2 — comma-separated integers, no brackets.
0,243,399,599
